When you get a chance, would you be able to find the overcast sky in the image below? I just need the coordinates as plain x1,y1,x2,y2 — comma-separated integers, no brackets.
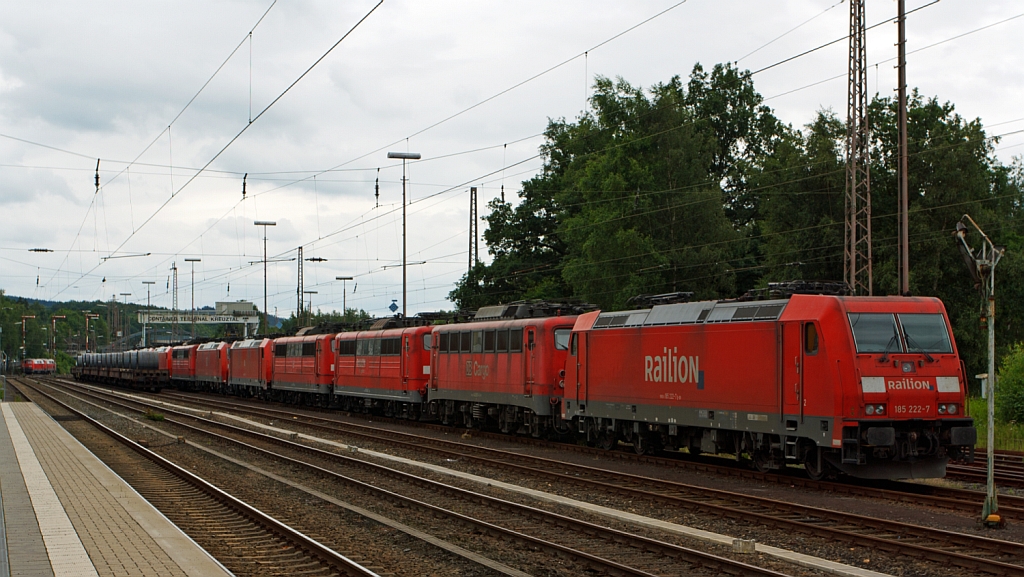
1,0,1021,318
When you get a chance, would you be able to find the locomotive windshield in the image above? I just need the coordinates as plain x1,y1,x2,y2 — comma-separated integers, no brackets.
849,313,901,353
848,312,953,354
898,313,953,354
554,328,571,350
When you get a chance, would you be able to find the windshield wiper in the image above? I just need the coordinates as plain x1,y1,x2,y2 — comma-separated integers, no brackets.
903,333,935,363
879,334,899,363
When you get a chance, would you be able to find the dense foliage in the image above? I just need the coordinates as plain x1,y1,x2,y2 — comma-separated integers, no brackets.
451,63,1024,389
0,290,113,373
997,343,1024,424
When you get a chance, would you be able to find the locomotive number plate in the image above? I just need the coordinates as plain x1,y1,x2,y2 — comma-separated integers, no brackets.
894,405,930,415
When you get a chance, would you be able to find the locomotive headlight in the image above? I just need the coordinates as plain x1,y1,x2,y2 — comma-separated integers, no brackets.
875,404,885,415
947,404,958,415
865,404,875,415
938,404,947,414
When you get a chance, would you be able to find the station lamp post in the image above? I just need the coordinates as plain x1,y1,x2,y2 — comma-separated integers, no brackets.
954,215,1005,526
142,281,155,347
254,221,276,335
184,259,201,339
335,276,353,318
386,151,421,319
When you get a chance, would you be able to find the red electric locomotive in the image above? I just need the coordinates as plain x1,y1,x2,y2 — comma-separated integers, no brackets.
430,304,576,436
228,339,273,396
562,294,976,479
333,324,433,418
155,347,172,381
23,358,57,375
195,342,229,392
271,334,336,404
170,344,199,386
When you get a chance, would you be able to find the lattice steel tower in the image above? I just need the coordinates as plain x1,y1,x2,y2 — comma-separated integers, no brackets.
845,0,872,295
468,186,479,275
171,262,179,342
296,246,304,320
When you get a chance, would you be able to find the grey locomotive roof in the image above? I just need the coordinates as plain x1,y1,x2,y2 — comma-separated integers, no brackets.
593,299,789,329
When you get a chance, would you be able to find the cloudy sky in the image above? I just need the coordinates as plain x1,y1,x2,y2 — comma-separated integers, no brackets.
1,0,1021,318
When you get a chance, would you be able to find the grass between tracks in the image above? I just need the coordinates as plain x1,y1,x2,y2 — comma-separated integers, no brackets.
970,397,1024,451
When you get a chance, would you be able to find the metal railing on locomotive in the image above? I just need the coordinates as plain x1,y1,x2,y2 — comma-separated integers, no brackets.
954,215,1004,525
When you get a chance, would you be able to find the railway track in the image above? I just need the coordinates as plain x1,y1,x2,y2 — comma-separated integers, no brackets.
148,385,1024,522
948,452,1024,488
7,378,379,577
47,378,1024,576
31,376,794,577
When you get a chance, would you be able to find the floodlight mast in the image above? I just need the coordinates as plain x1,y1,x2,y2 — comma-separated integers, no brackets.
954,214,1005,526
387,151,421,319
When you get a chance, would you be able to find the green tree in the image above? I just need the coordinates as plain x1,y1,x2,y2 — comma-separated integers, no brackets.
451,63,783,310
757,110,846,283
997,343,1024,423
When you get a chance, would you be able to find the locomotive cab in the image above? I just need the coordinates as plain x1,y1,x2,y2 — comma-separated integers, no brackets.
836,300,976,478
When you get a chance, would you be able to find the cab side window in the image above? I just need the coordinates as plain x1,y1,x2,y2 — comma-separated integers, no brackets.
804,323,819,355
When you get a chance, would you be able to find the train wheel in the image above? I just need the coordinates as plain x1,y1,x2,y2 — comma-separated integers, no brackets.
633,435,648,455
598,432,617,451
803,445,826,481
752,451,772,474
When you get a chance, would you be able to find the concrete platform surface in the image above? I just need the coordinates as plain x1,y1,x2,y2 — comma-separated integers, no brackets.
0,402,233,577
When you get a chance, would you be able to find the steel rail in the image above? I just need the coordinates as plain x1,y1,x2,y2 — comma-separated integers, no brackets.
37,377,791,577
152,387,1024,520
9,378,379,577
51,379,1024,576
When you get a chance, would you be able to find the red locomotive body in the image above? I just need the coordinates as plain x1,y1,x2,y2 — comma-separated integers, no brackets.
155,347,172,375
271,334,336,400
333,325,433,417
430,314,576,435
228,339,273,395
170,344,199,384
23,358,56,374
563,294,975,479
195,342,229,389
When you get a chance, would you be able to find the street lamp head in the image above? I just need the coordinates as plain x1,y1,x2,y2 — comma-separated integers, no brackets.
387,152,421,160
185,258,201,262
335,276,353,281
254,221,277,226
142,281,155,285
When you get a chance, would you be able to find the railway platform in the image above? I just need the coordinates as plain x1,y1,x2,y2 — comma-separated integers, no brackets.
0,401,232,577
